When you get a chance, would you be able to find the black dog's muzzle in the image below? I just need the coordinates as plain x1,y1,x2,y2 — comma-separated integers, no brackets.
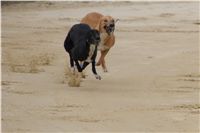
95,38,100,45
94,35,101,45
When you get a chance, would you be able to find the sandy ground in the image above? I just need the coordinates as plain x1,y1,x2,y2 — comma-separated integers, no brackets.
1,1,200,132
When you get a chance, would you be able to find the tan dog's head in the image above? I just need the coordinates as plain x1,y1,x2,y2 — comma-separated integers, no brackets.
97,16,118,35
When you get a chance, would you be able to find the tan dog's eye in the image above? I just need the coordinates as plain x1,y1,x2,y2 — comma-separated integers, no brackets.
104,20,108,23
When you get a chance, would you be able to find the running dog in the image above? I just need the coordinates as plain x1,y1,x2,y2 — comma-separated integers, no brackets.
64,23,101,80
81,12,118,72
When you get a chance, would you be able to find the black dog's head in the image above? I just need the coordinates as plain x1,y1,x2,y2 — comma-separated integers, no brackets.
86,29,100,45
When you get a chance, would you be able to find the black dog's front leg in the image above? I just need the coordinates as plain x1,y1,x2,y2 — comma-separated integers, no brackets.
92,61,101,80
81,62,89,70
74,60,82,72
80,61,101,80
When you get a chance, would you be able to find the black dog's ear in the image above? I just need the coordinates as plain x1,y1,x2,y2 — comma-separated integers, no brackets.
91,29,100,37
93,29,100,35
86,30,93,43
87,30,93,37
91,30,100,41
86,29,100,45
86,39,89,43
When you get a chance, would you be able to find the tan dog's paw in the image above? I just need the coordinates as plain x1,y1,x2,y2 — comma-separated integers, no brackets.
103,68,108,72
96,62,101,66
95,74,101,80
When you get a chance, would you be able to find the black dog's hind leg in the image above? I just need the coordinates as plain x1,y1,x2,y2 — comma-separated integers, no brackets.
69,54,76,74
69,53,74,68
64,34,75,72
92,61,101,80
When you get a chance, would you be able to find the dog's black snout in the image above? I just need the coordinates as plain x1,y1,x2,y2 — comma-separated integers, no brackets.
96,36,100,41
94,36,100,44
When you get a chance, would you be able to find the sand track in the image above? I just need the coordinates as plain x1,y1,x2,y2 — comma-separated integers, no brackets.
1,1,199,132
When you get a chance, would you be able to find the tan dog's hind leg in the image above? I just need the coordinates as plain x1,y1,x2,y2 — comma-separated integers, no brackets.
96,49,109,72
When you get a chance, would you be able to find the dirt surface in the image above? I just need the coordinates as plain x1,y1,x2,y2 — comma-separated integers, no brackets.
1,1,199,132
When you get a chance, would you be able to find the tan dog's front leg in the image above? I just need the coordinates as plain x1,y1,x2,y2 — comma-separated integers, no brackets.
96,49,109,72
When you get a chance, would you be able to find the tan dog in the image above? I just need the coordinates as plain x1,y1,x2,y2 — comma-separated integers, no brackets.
81,12,118,72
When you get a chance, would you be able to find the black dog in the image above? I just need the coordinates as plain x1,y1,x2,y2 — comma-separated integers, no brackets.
64,24,101,80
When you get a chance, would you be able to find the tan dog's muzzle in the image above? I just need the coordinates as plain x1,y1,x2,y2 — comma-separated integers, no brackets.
104,19,119,35
104,23,114,35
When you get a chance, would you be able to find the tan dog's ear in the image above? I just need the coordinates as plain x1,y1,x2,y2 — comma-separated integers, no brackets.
114,19,119,23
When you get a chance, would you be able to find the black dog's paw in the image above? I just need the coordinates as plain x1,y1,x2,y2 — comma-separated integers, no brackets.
95,74,101,80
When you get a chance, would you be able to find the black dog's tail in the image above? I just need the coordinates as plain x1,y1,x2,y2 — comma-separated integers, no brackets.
64,31,73,53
